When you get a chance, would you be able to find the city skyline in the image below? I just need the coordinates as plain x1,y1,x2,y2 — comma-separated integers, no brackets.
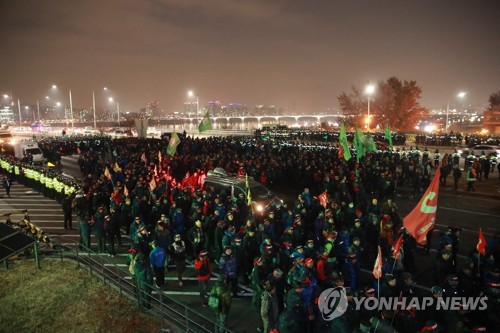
1,0,499,114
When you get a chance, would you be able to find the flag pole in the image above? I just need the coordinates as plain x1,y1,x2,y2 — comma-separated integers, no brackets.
377,278,380,300
391,257,398,274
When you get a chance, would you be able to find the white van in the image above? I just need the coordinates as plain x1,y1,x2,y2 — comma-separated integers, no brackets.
13,142,44,163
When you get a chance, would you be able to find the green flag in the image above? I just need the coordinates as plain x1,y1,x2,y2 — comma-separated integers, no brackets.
384,123,393,150
353,127,366,162
166,132,181,156
323,135,328,140
198,112,213,132
365,133,377,152
339,123,351,161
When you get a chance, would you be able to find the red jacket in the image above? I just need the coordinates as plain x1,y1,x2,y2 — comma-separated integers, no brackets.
194,258,211,281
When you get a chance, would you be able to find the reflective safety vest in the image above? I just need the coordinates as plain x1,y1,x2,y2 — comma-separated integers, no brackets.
40,174,46,185
14,166,20,175
26,169,33,179
33,171,40,182
45,177,53,189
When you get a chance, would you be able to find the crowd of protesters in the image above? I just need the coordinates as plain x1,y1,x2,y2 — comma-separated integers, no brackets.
0,131,499,332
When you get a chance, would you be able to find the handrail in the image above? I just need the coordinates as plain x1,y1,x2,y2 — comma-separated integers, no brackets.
62,244,233,333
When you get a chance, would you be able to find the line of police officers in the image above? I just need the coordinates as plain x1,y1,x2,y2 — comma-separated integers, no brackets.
0,155,78,203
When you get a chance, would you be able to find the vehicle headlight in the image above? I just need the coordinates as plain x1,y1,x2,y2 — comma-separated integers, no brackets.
256,204,264,212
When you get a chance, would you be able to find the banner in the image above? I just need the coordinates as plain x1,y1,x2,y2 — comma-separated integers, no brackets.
198,112,213,133
403,168,441,244
339,123,351,161
477,229,486,255
166,132,181,156
318,190,328,208
373,246,382,279
385,122,393,150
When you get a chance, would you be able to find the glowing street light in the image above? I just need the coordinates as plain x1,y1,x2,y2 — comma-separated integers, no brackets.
445,91,467,132
188,90,199,121
108,97,120,126
365,84,376,130
51,85,74,130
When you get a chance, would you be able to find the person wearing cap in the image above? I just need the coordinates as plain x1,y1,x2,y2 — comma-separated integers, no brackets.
267,269,285,313
172,207,185,236
73,190,91,249
242,228,259,284
149,240,167,288
170,234,186,287
261,281,279,333
62,193,73,230
208,275,232,333
214,219,227,262
343,253,360,291
251,256,266,315
379,273,398,298
92,206,106,253
133,251,154,310
292,245,305,261
194,250,212,306
278,280,308,333
435,249,454,284
103,214,117,257
221,225,236,255
219,245,239,298
130,216,144,243
188,220,206,259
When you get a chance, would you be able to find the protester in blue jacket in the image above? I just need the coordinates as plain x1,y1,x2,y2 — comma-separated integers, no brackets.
219,245,239,297
149,241,167,287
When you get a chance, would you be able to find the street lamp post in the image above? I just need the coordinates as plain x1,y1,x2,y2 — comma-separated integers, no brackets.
188,90,199,122
108,97,120,126
51,85,74,131
69,89,74,131
445,91,466,133
17,99,22,126
365,84,375,131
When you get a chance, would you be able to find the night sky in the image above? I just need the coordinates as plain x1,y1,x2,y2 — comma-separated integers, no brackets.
1,0,499,114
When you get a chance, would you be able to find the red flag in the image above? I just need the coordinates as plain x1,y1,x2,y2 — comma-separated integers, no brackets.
477,228,487,256
104,167,112,180
338,145,344,159
403,167,441,244
373,246,383,279
317,190,328,208
392,235,404,260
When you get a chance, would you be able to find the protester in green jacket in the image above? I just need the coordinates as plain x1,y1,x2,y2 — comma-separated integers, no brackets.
208,276,232,333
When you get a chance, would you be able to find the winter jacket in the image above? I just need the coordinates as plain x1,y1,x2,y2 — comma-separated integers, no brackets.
194,257,211,281
149,246,167,268
219,253,238,278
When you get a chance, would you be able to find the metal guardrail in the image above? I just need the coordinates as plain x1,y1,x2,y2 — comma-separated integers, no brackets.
60,244,233,333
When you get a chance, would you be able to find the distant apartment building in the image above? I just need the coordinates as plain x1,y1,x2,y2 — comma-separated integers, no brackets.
253,105,277,116
0,106,14,123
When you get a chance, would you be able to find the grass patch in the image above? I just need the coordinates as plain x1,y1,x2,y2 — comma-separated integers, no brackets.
0,259,169,333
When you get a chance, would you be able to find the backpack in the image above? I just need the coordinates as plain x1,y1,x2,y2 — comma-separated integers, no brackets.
208,293,220,312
